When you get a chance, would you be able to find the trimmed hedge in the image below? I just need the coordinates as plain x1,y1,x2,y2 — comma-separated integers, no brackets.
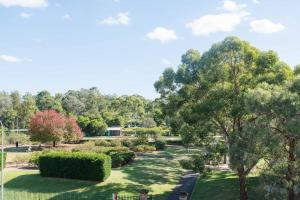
38,151,111,181
109,151,135,168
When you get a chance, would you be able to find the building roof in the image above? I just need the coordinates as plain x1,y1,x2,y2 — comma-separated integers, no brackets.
107,127,122,131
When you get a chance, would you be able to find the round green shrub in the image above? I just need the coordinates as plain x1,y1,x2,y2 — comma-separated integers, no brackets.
154,140,166,150
94,140,111,147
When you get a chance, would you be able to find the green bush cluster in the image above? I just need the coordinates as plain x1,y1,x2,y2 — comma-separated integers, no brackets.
179,154,205,173
38,151,111,181
132,145,156,152
135,127,163,139
154,140,166,150
121,138,134,148
109,151,135,168
94,139,111,147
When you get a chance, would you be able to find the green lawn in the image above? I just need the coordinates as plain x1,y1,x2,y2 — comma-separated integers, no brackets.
4,146,187,200
191,171,264,200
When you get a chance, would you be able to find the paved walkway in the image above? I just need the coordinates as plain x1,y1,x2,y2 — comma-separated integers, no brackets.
166,171,198,200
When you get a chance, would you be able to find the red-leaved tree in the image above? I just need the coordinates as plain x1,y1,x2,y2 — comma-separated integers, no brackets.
29,110,83,147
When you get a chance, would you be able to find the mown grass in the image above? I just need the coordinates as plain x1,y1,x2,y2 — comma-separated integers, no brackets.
191,170,264,200
4,145,187,200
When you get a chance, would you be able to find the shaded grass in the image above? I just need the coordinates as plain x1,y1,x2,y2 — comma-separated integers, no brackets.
191,170,264,200
4,145,187,200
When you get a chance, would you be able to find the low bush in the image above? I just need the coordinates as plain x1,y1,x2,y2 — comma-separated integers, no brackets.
121,138,133,148
154,140,166,150
179,159,193,170
109,151,135,168
29,151,45,167
132,145,156,152
94,140,111,147
179,154,205,173
135,127,163,140
133,135,148,146
108,139,122,147
38,151,111,181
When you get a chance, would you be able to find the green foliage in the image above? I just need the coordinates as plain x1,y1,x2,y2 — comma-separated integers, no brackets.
120,138,134,148
205,141,227,165
38,151,111,181
179,154,205,173
108,139,122,147
77,115,107,136
132,145,156,152
29,151,44,167
94,139,111,147
154,139,166,150
109,151,135,168
73,141,129,154
133,134,148,146
141,117,157,128
180,124,197,149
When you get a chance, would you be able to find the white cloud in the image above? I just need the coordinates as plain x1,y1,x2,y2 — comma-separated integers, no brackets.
19,12,32,18
162,59,171,65
63,14,72,21
250,19,285,33
0,0,47,8
0,54,21,63
186,11,249,36
99,12,130,25
146,27,178,43
220,0,247,12
252,0,260,4
0,54,32,63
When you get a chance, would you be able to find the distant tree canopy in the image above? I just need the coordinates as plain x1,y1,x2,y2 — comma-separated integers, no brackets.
0,87,162,136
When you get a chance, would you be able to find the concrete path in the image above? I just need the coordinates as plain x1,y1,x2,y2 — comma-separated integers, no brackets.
166,171,198,200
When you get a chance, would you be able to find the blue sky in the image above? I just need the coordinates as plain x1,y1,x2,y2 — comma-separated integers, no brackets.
0,0,299,99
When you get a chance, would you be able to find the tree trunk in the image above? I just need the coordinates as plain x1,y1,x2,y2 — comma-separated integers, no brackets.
287,138,296,200
223,134,229,164
53,141,56,147
238,166,248,200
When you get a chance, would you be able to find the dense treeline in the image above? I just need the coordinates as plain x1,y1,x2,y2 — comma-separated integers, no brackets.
155,37,300,200
0,87,163,136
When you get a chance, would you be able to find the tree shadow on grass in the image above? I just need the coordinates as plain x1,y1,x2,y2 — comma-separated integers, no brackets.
5,174,96,193
192,171,264,200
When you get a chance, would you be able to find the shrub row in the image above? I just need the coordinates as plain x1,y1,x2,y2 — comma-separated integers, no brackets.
38,151,111,181
132,145,156,152
73,141,129,154
109,151,135,168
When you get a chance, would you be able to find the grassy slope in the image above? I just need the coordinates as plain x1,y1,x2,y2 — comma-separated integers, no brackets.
4,146,187,200
191,171,264,200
